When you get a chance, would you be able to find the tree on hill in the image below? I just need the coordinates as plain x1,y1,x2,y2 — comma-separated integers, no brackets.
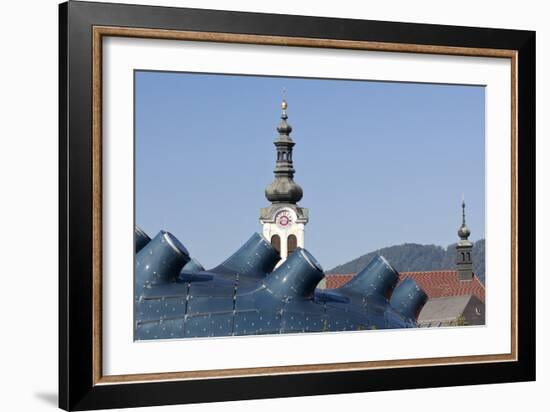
328,239,485,284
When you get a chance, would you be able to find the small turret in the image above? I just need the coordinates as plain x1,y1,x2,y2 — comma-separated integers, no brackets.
456,196,474,281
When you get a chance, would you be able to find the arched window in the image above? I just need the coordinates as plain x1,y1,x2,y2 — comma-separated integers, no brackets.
271,235,281,256
461,252,465,261
287,235,297,255
467,252,471,261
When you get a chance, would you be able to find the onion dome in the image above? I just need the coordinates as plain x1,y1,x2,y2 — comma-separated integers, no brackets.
266,176,303,203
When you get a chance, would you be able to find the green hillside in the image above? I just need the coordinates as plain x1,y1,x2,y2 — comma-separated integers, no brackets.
328,239,486,284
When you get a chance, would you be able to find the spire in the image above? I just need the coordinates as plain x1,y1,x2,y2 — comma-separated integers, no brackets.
265,95,303,204
458,195,471,242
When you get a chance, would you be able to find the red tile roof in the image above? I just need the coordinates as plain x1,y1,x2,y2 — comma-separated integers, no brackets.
325,274,355,289
325,270,485,303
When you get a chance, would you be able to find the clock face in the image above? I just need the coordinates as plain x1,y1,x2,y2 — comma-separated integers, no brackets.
275,210,293,229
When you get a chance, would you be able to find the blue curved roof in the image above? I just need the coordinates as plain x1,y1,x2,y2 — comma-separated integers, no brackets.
134,228,427,340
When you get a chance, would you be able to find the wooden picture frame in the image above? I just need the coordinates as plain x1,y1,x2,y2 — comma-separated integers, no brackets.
59,1,535,410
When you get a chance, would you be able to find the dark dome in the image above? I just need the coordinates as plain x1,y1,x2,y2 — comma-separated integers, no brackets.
265,177,303,203
458,224,471,239
277,118,292,134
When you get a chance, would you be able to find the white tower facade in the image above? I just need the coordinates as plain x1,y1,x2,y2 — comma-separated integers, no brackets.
260,99,309,264
260,205,309,261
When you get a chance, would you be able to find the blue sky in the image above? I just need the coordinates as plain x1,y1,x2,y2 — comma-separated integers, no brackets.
135,71,485,270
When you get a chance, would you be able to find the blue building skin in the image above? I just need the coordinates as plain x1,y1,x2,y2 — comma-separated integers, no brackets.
134,228,428,340
181,257,205,274
390,277,429,321
134,226,151,253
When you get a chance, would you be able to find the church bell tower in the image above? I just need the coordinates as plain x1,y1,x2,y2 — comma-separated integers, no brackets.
260,97,309,263
456,197,474,281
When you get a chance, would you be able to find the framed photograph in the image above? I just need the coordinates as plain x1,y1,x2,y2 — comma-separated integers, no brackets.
59,1,535,410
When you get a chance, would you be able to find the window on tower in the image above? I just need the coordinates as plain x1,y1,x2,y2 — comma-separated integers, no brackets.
288,235,297,255
271,235,281,256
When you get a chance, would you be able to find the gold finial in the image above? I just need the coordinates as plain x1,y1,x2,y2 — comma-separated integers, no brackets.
281,87,288,110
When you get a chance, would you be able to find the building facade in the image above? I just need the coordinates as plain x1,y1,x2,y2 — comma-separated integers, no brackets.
417,294,485,327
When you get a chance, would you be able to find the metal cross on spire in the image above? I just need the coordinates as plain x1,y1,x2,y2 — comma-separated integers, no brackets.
461,193,466,225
